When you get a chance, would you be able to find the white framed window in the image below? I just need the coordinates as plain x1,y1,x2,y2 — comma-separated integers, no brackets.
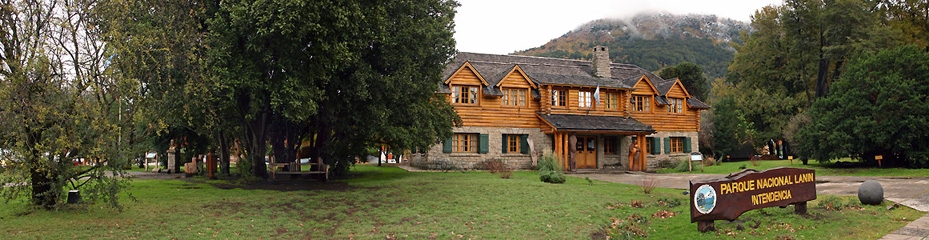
578,91,592,108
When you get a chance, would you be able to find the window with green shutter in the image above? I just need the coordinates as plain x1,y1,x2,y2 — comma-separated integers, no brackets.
443,137,453,153
683,137,692,153
520,134,529,154
670,137,685,153
664,137,671,154
501,134,508,153
648,137,660,155
479,134,489,154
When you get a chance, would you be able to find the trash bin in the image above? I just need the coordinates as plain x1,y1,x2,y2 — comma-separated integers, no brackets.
67,190,81,204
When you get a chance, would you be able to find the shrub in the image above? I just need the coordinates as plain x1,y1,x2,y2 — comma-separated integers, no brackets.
656,197,682,208
818,195,865,211
481,158,513,179
654,157,676,169
675,159,690,172
639,176,658,194
538,153,566,184
702,157,715,166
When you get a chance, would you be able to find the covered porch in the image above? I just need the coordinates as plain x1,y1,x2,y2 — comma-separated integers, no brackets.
537,114,656,171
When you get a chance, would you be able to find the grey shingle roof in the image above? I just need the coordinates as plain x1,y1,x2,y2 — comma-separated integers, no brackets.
687,98,711,109
442,52,709,110
443,52,629,89
537,114,656,133
655,77,677,96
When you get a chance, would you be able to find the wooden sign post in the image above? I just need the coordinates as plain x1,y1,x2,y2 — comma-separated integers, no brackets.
875,155,883,167
690,167,816,232
689,152,703,172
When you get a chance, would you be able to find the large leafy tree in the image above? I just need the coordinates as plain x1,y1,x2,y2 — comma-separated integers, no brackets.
207,0,460,178
722,0,895,151
795,46,929,166
97,0,229,174
0,0,136,209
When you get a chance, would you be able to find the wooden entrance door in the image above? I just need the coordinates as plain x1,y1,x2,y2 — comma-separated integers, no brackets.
575,136,597,168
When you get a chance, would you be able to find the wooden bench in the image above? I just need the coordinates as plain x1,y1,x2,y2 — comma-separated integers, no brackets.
270,159,329,181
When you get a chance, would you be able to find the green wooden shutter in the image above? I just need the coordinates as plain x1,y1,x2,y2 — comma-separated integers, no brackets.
664,137,671,154
479,134,489,154
684,137,692,153
520,134,529,154
501,134,508,153
650,137,660,154
443,137,453,153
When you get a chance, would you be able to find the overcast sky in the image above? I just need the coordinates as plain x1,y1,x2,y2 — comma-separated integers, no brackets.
454,0,784,54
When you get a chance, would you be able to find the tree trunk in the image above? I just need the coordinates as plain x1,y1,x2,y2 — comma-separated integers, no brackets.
815,58,829,98
311,123,331,172
218,132,230,175
246,109,270,179
30,159,59,209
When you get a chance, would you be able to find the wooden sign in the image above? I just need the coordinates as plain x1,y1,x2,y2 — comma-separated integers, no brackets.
689,167,816,232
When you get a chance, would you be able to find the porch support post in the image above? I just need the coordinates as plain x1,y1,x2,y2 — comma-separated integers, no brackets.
568,133,577,172
554,132,562,166
626,135,645,171
638,133,647,171
562,133,569,170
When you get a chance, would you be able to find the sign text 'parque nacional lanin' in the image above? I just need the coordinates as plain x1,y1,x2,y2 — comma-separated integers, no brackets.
689,167,816,232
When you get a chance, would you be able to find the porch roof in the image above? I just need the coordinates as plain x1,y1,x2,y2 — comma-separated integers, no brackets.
537,113,656,134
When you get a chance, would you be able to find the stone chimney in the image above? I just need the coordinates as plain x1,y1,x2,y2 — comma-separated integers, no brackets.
592,46,611,79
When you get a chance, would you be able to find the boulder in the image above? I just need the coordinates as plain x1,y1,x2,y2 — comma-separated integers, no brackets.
858,180,884,205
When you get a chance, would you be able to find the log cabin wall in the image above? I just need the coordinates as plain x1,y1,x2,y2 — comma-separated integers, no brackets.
448,67,542,129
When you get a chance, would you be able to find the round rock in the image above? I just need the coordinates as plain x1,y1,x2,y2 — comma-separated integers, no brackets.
858,180,884,205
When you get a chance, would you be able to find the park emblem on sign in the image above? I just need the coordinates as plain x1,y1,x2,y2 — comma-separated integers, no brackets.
689,167,816,232
693,184,717,214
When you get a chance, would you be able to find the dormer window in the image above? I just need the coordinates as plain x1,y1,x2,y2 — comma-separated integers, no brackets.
451,85,479,105
631,95,651,111
502,88,527,107
668,98,683,113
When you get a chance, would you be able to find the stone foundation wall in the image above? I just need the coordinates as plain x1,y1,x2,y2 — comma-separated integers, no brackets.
410,128,700,172
410,126,552,170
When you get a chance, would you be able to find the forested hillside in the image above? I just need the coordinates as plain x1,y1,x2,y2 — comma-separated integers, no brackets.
515,13,750,80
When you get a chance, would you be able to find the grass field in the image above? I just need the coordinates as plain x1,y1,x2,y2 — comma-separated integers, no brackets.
0,165,922,239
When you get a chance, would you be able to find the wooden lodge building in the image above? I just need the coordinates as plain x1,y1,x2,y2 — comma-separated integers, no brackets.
410,46,709,171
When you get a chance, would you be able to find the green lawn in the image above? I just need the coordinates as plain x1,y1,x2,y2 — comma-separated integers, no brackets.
658,159,929,177
0,165,922,239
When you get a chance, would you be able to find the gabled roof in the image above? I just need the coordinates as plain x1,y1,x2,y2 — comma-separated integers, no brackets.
629,75,661,95
444,61,489,86
658,78,692,98
537,113,656,133
496,65,538,89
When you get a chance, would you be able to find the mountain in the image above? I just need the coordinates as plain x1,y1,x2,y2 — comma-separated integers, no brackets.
514,13,751,80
